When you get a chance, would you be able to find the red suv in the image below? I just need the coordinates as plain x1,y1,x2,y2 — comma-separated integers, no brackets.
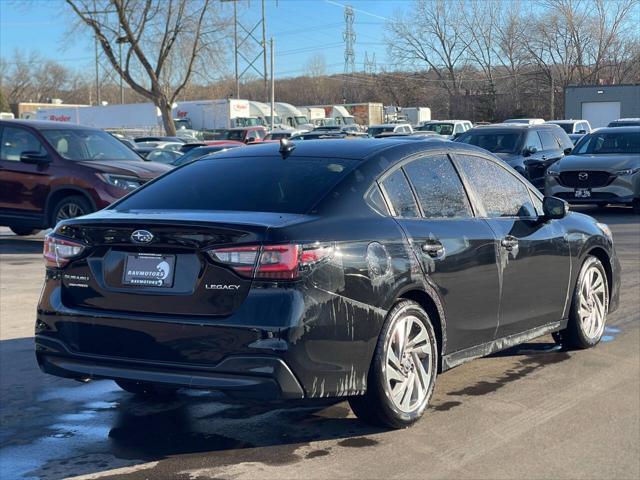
0,120,171,235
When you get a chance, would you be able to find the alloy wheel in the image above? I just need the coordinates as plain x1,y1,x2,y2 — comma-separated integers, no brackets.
578,265,607,340
56,203,85,223
383,314,434,413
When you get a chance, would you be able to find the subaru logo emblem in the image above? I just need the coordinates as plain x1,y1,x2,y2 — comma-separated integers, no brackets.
578,172,589,181
131,230,154,244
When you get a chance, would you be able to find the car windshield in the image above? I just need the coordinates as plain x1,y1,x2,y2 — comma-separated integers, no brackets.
419,123,454,135
368,127,395,136
219,130,246,141
172,145,239,166
573,131,640,154
41,129,142,161
551,123,573,133
456,131,523,154
295,116,308,124
114,156,358,214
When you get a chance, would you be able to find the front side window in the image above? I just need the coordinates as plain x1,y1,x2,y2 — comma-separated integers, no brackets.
41,129,141,161
524,131,543,152
380,169,419,218
539,130,558,150
403,155,472,219
0,127,46,161
456,155,537,218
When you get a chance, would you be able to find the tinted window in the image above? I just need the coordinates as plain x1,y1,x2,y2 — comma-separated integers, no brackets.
41,129,141,161
554,123,573,133
574,131,640,154
116,156,357,214
524,131,543,151
420,123,454,135
539,130,558,150
380,169,419,218
0,127,46,161
403,155,472,219
456,155,537,218
456,131,523,154
366,185,390,216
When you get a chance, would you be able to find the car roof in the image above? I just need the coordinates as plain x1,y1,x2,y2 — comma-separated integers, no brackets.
548,120,581,124
592,126,640,133
468,123,552,130
208,137,487,161
0,119,100,130
370,123,410,128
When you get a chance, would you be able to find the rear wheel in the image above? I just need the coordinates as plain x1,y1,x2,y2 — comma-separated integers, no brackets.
560,256,609,349
115,379,179,398
9,227,39,236
51,195,92,226
348,300,438,429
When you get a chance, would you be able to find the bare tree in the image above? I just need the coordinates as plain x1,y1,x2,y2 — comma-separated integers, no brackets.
387,0,468,117
65,0,229,135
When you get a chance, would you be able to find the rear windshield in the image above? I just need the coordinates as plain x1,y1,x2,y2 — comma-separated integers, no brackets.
573,131,640,154
419,123,454,135
114,156,357,214
456,131,523,154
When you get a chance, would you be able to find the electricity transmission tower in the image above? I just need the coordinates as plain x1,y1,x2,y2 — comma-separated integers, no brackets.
363,51,376,75
342,5,355,103
224,0,268,100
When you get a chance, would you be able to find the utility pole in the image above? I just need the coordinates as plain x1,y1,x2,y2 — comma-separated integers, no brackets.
93,0,100,105
225,0,268,100
270,37,275,129
550,75,555,119
342,5,355,104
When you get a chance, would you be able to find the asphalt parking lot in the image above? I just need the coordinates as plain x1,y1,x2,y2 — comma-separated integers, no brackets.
0,206,638,480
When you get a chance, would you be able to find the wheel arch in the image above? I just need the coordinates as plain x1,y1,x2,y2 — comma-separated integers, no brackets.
45,187,97,227
397,287,447,372
584,246,613,305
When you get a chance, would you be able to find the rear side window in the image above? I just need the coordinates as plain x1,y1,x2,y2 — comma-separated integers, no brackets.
115,156,357,214
456,155,537,218
403,155,472,219
380,170,419,218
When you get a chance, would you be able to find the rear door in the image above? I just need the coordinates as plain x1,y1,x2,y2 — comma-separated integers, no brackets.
379,153,501,352
453,153,571,338
0,125,52,220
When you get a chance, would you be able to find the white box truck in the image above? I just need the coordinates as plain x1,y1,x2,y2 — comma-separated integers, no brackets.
274,102,314,130
35,103,164,131
249,101,286,129
402,107,431,126
174,99,257,130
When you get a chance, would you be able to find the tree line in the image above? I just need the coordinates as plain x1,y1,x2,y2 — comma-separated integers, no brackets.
1,0,638,130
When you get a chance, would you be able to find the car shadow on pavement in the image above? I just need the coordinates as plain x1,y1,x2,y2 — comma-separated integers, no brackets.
0,237,43,255
0,336,385,479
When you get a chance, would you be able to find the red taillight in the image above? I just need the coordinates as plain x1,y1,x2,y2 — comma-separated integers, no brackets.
207,244,331,280
43,234,85,268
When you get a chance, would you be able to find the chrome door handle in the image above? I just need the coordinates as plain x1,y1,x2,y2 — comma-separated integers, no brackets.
501,236,519,251
422,240,445,258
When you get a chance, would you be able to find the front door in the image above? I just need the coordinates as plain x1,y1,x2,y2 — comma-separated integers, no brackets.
454,153,571,338
379,153,501,353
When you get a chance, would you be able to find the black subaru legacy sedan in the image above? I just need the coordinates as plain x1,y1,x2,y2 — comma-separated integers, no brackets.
36,138,620,428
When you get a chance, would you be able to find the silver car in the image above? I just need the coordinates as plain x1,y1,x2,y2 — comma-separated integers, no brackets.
545,126,640,213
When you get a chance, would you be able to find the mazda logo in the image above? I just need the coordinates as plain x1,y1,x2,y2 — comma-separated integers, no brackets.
131,230,154,243
578,172,589,181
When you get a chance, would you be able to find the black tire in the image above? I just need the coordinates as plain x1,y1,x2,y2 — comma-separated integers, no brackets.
9,227,40,236
348,300,438,429
115,379,179,398
633,199,640,215
50,195,93,226
561,256,609,349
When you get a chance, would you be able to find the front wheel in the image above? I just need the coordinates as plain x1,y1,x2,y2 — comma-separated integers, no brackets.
348,300,438,429
9,227,40,236
561,256,609,349
633,198,640,215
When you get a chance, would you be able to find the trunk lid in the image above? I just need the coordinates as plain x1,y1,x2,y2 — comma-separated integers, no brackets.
57,210,304,316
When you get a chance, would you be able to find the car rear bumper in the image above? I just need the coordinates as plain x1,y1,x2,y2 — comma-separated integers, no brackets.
36,334,304,399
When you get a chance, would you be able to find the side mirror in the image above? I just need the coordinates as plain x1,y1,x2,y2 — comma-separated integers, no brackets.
523,146,537,157
20,151,50,164
563,147,573,155
542,196,568,220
